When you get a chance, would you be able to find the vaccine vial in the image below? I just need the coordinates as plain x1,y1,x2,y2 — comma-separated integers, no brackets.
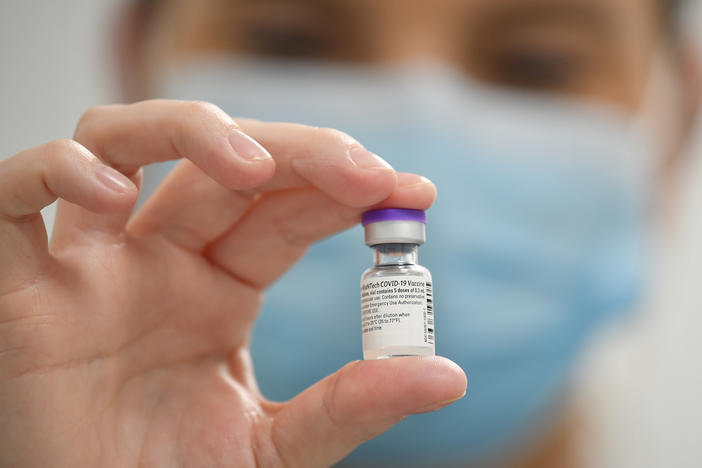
360,208,434,360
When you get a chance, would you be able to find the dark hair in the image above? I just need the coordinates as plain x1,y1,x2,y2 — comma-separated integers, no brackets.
663,0,683,28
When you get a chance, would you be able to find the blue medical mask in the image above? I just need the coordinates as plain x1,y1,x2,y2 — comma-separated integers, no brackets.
155,59,657,466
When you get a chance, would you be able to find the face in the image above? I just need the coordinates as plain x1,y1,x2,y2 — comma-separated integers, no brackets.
125,6,694,461
138,0,668,112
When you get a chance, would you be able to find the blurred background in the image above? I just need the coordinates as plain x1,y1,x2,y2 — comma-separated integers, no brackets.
1,1,702,467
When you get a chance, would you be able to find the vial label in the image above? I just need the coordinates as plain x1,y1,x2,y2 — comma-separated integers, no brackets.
361,275,434,350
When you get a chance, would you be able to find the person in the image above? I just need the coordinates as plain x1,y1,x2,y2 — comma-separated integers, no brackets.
125,0,700,467
0,1,699,468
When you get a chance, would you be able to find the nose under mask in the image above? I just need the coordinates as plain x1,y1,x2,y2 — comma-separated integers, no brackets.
152,58,657,465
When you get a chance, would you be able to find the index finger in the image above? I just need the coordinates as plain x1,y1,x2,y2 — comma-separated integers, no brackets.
52,100,279,238
74,101,397,207
73,100,276,190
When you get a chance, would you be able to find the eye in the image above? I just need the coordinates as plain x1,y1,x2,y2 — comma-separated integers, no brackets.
481,49,583,91
237,21,339,59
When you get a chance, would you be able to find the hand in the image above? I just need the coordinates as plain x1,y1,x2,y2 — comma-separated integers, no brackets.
0,100,467,467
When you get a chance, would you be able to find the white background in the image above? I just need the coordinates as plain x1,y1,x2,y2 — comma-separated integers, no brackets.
1,1,701,466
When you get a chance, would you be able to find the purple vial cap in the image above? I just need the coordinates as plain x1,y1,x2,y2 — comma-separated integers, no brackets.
361,208,426,226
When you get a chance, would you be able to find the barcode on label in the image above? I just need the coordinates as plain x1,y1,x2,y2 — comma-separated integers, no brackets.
426,281,434,344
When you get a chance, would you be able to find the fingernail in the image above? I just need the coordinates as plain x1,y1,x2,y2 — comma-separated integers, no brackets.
413,391,466,414
397,173,432,187
349,147,393,171
228,128,272,161
94,164,132,193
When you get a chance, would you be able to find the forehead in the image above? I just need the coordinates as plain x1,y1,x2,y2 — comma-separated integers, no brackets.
161,0,661,68
163,0,660,52
189,0,658,23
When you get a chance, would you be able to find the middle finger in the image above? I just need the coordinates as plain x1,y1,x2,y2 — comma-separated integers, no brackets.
128,119,398,251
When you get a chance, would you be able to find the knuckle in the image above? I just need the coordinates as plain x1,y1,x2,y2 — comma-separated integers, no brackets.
46,138,80,156
324,361,356,426
74,105,109,141
183,100,226,121
169,101,231,155
175,101,233,144
313,126,359,150
43,139,94,169
75,106,99,134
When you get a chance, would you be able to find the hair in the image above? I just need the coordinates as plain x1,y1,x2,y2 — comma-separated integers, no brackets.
663,0,684,33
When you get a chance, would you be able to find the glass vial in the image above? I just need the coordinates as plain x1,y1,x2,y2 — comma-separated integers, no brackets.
360,208,434,360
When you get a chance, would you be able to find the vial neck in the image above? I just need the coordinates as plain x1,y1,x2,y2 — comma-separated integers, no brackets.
373,243,419,266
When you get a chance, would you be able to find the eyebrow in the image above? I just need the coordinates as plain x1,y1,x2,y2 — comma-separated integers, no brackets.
475,0,616,39
230,0,359,24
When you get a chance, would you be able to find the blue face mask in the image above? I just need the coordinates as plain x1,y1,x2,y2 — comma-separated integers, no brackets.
155,59,657,466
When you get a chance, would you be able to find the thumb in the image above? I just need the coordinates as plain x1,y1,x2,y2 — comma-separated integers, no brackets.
266,356,467,468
